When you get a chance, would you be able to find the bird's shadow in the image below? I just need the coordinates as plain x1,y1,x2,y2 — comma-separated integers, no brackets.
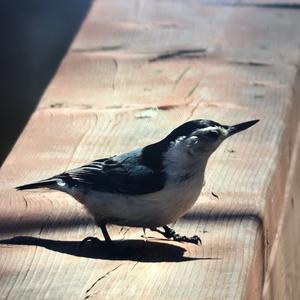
0,236,217,263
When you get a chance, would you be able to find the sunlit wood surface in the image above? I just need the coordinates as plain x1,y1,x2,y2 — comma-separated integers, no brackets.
1,1,300,299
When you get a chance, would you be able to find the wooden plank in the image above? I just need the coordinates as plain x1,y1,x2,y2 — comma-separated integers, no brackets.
40,53,296,111
1,1,300,299
262,72,300,300
263,124,300,300
0,108,262,299
70,1,300,65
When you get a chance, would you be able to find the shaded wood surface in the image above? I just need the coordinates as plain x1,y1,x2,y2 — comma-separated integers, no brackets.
1,1,300,299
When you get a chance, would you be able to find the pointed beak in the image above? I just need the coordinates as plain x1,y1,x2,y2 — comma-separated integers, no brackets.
227,119,259,137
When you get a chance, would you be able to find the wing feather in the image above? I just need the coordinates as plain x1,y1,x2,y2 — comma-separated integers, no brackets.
56,151,165,195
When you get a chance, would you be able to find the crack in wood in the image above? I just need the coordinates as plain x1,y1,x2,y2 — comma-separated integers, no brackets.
72,44,124,52
119,227,131,240
227,60,270,67
112,58,118,91
23,196,28,209
254,3,300,10
131,261,139,271
39,215,50,236
156,104,179,110
184,81,200,100
149,48,207,63
184,95,203,121
193,1,300,10
85,264,122,299
129,239,148,271
174,67,190,87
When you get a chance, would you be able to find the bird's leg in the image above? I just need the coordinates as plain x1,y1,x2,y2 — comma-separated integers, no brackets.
80,223,112,247
100,224,112,244
152,225,202,245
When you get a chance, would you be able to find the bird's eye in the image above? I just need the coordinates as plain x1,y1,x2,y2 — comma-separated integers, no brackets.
205,131,219,140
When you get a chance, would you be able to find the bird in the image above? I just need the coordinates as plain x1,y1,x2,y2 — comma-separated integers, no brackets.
17,118,259,245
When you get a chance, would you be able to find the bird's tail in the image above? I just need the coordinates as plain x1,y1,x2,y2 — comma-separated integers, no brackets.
16,178,58,191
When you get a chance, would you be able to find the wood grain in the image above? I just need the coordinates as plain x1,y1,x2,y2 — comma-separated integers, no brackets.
263,125,300,300
1,1,300,299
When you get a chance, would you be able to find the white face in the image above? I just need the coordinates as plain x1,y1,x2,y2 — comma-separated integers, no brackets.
162,125,227,180
177,125,228,157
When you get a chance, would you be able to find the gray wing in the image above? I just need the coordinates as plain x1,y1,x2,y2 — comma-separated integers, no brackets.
58,151,166,195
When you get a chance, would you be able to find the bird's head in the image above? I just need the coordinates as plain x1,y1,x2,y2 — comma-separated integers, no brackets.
163,119,259,159
141,119,259,172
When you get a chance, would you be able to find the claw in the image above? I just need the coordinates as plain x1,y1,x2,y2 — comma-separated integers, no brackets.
173,234,202,245
152,225,202,245
191,235,202,245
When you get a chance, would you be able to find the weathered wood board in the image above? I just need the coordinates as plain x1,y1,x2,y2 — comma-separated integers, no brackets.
263,124,300,300
1,1,300,299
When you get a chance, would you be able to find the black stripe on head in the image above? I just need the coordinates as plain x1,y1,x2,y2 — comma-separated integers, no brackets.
164,119,221,142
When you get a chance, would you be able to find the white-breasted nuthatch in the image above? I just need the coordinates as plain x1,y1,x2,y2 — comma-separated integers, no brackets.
17,119,259,245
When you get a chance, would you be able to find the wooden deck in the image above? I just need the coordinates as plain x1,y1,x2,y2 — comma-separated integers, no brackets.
1,1,300,299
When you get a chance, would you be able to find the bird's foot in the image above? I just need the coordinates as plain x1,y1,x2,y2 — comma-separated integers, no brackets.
79,236,101,248
172,234,202,245
152,226,202,245
79,236,114,249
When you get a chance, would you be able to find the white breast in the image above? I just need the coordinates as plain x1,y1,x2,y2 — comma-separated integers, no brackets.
81,163,205,228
